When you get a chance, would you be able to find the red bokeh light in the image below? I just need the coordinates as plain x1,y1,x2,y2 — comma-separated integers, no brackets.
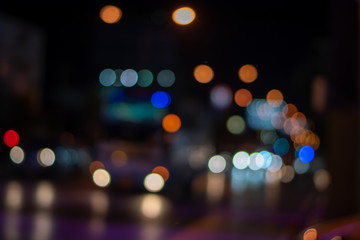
3,130,20,147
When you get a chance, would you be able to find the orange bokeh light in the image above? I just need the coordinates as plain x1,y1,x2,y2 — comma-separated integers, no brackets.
100,5,122,24
238,64,258,83
162,114,181,133
303,228,317,240
291,112,307,127
193,64,214,84
234,89,253,107
266,89,284,107
282,103,298,118
89,161,105,174
152,166,170,181
172,7,196,25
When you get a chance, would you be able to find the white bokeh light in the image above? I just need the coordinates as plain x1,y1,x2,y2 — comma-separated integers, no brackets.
38,148,56,167
120,69,138,87
92,169,111,187
10,146,25,164
232,151,249,170
208,155,226,173
144,173,165,192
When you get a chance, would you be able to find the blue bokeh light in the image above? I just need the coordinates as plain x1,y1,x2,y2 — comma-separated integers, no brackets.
273,138,290,156
151,91,171,108
298,145,315,163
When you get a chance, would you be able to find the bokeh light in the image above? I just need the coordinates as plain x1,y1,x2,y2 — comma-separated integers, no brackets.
273,138,290,156
99,68,116,87
3,130,20,147
298,145,315,163
282,103,298,118
120,69,138,87
152,166,170,181
233,151,249,170
208,155,226,173
303,228,317,240
314,169,330,191
266,89,284,107
271,112,285,129
157,69,175,87
137,69,153,87
172,7,196,25
144,173,165,192
281,165,295,183
226,115,246,134
110,150,128,167
5,181,23,210
90,190,109,216
248,152,263,171
260,129,278,145
37,148,56,167
35,181,55,209
193,64,214,83
210,84,232,109
234,89,253,107
100,5,122,24
238,64,258,83
141,194,163,219
89,161,105,174
267,154,283,172
293,158,310,174
92,169,111,187
162,114,181,133
151,91,171,108
10,146,25,164
259,150,272,169
291,112,307,127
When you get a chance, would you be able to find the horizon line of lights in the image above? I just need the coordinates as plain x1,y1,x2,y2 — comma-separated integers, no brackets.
99,68,175,88
100,5,196,25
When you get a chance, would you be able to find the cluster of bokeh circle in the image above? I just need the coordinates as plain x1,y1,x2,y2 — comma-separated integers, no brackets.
2,5,327,195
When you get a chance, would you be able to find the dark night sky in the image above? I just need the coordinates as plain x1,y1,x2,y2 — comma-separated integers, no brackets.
0,0,340,140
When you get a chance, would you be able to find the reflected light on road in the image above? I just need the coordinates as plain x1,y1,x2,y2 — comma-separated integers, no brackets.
5,181,23,211
35,181,55,209
141,194,163,219
32,211,53,240
207,172,225,204
90,190,109,216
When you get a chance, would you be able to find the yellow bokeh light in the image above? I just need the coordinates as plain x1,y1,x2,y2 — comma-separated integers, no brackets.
144,173,165,192
172,7,196,25
226,115,246,134
266,89,284,107
100,5,122,24
238,64,258,83
193,64,214,83
92,169,111,188
234,89,253,107
162,114,181,133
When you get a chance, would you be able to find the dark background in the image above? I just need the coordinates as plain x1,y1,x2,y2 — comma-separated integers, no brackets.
0,0,359,230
